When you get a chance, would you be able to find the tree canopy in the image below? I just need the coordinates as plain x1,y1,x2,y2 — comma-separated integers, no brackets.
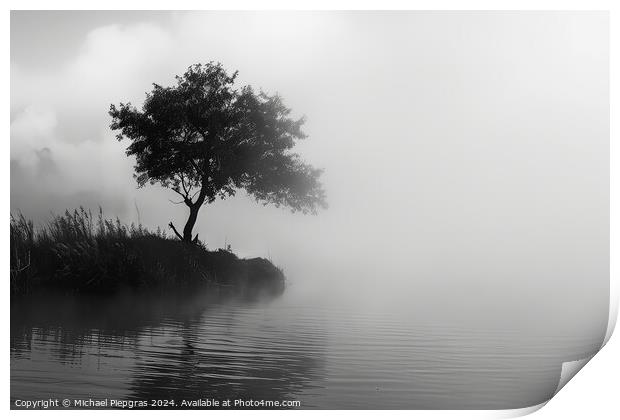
109,63,326,242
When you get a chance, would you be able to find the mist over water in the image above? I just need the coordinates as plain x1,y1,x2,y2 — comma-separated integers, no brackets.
10,11,609,409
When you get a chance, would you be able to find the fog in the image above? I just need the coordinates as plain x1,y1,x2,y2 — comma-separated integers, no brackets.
11,12,609,332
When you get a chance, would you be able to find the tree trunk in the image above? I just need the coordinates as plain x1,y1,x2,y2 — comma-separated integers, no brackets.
182,204,201,243
171,178,209,244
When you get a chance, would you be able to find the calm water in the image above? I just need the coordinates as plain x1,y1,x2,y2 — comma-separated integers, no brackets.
10,283,604,409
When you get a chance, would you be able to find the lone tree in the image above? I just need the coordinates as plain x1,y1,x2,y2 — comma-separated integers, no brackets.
110,63,326,243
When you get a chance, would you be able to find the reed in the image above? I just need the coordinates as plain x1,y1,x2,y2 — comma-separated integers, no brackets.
10,208,284,297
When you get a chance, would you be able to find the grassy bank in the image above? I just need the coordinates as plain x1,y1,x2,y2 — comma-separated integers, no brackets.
10,208,285,297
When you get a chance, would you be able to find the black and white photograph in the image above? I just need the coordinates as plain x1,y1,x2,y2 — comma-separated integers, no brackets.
8,7,613,413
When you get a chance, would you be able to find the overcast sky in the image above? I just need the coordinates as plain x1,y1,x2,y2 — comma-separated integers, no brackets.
10,11,609,332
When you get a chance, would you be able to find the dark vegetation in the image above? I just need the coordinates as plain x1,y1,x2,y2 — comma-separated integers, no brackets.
10,208,284,298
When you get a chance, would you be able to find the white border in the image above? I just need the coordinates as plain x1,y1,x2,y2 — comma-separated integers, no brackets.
2,0,618,11
4,2,617,419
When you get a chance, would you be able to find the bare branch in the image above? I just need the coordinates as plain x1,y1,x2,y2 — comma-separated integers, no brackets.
168,222,183,241
171,186,186,198
171,187,193,208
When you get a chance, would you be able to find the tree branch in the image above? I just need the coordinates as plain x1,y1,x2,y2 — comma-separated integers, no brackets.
188,159,202,174
171,187,187,200
171,186,193,206
180,173,191,197
168,222,183,241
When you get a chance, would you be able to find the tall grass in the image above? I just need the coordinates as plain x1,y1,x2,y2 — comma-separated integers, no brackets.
10,208,283,297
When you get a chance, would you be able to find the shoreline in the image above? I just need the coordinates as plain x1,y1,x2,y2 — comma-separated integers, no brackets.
10,209,285,298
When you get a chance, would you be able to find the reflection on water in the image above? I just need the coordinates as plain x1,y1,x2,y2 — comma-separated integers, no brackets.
11,288,604,409
11,290,325,408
